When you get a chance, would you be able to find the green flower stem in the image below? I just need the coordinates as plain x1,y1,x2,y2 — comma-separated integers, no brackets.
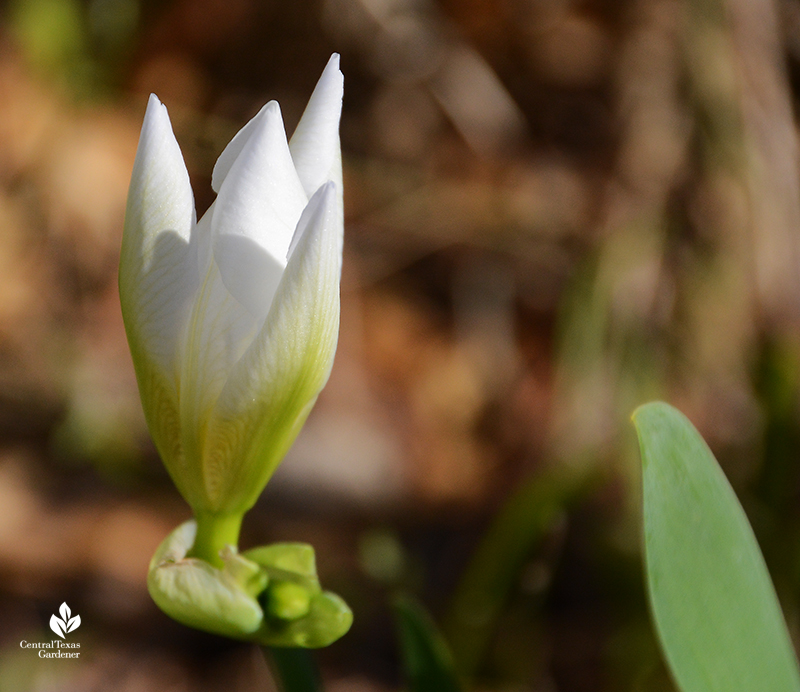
263,646,322,692
188,511,243,568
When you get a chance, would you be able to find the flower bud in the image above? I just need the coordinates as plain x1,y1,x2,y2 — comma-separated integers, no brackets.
148,521,353,648
120,55,344,528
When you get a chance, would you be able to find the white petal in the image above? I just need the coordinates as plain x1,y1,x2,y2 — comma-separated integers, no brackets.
177,206,261,508
286,166,343,260
119,96,198,489
202,182,343,513
211,102,266,194
212,101,307,319
213,235,285,321
289,54,344,197
120,94,198,379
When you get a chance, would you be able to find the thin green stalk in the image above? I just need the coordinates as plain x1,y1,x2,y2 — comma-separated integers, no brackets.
264,647,322,692
187,511,243,568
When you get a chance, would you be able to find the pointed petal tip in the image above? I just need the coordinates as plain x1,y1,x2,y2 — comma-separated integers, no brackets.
254,100,285,134
303,181,338,229
287,57,343,197
286,180,340,260
327,53,341,71
305,54,343,105
143,94,167,121
248,100,282,128
250,100,282,127
318,179,337,202
320,54,344,90
217,99,291,190
210,100,285,194
140,94,174,144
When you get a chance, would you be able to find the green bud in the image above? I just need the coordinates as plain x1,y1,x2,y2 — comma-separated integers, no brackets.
244,542,353,648
267,582,312,621
148,521,352,648
258,589,353,649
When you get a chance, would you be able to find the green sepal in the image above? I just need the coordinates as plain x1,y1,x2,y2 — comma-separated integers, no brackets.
148,522,352,648
244,543,319,589
244,543,353,648
220,544,269,597
147,520,264,638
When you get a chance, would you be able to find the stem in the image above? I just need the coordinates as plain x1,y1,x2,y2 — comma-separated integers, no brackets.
263,646,322,692
187,511,243,568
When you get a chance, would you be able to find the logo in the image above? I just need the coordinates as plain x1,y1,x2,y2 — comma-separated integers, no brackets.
49,603,80,639
19,602,82,658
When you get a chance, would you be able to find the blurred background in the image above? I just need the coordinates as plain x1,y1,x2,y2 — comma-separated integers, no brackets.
1,0,800,689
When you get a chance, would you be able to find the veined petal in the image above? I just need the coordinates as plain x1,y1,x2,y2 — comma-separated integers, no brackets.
177,204,262,511
212,101,307,320
289,54,344,197
120,95,197,482
120,94,198,379
202,182,343,514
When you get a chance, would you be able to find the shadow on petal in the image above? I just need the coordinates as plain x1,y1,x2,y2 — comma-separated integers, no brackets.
214,233,285,321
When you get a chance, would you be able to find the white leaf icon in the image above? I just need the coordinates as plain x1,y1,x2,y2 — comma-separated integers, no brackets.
49,603,80,638
49,614,66,639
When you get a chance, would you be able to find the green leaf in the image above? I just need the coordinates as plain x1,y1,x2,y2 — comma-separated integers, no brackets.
443,465,592,678
633,401,800,692
392,594,462,692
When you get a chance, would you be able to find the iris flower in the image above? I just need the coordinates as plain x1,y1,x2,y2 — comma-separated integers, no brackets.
120,55,351,647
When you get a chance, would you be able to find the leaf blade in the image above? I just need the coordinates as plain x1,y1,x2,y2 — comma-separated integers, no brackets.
633,401,800,692
392,594,462,692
